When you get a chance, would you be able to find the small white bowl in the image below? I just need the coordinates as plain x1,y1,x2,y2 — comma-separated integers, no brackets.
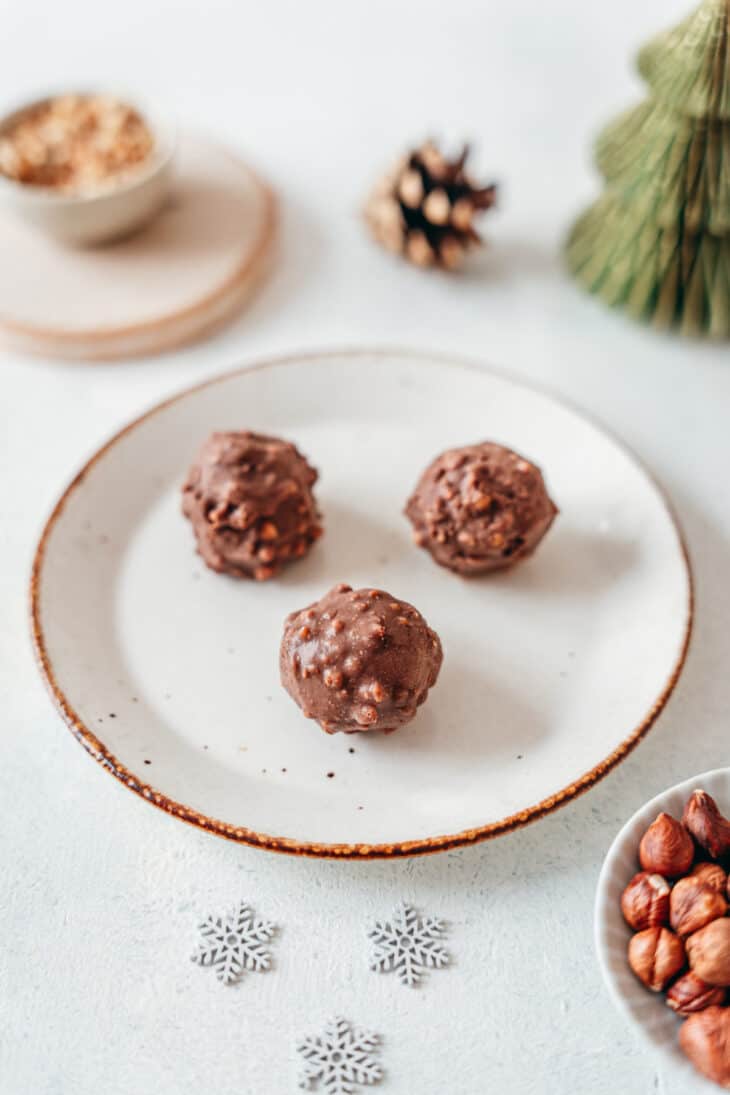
0,91,176,246
595,767,730,1091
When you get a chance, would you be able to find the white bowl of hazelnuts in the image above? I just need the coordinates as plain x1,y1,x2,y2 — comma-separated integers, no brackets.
596,769,730,1091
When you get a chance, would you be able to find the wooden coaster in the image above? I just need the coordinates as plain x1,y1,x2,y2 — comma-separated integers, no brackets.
0,136,276,360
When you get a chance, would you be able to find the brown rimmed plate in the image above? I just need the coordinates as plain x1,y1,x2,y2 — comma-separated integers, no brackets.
30,349,692,857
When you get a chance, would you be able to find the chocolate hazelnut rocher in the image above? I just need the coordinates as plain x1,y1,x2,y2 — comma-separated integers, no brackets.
182,431,322,581
405,441,557,576
280,584,443,734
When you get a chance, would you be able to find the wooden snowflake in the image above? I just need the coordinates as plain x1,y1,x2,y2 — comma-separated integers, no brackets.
297,1016,383,1094
368,902,450,987
191,901,276,985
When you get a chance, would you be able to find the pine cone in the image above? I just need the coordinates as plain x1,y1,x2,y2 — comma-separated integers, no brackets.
365,141,497,269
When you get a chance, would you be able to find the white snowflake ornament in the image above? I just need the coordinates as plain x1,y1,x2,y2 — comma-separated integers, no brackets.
191,901,276,985
297,1016,383,1094
368,902,450,987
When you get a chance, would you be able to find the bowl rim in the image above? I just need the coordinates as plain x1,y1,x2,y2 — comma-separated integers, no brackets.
594,766,730,1088
0,87,176,207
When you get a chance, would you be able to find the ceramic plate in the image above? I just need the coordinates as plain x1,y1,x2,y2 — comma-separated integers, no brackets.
595,769,730,1092
31,350,692,857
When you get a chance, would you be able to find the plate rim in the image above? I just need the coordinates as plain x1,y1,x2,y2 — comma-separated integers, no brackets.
29,347,695,859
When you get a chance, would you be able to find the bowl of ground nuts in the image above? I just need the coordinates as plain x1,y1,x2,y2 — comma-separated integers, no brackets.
0,90,175,245
596,769,730,1091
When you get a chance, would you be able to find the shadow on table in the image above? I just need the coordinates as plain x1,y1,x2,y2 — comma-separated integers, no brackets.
462,235,560,283
376,655,549,763
277,498,411,592
36,192,324,369
495,524,639,598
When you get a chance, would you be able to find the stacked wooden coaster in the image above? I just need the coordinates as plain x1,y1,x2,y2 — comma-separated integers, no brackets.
0,136,276,360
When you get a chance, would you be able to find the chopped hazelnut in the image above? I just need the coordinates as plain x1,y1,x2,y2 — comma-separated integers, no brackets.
0,94,154,193
355,704,378,727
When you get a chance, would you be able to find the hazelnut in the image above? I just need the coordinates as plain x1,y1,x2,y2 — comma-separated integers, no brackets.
620,872,670,931
259,521,279,542
683,790,730,860
679,1006,730,1087
687,919,730,986
667,971,726,1016
670,875,728,937
628,927,686,992
691,862,728,894
639,812,694,878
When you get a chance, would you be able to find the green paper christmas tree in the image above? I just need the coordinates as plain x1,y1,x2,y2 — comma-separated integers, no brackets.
566,0,730,338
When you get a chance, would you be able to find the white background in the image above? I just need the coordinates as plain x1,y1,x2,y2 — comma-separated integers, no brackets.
1,1,728,1092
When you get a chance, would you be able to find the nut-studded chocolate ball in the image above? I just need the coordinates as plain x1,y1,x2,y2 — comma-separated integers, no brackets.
182,431,322,580
280,584,443,734
405,441,557,576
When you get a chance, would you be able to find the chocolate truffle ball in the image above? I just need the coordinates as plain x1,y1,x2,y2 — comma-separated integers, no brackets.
280,583,443,734
405,441,557,575
182,431,322,580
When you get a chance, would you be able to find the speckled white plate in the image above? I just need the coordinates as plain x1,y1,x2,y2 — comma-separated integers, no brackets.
595,769,730,1091
31,349,692,857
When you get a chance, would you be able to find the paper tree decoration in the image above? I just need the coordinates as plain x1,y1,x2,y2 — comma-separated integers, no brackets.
566,0,730,338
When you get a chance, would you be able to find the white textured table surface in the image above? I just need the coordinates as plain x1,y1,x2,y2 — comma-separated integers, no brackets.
1,2,728,1092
